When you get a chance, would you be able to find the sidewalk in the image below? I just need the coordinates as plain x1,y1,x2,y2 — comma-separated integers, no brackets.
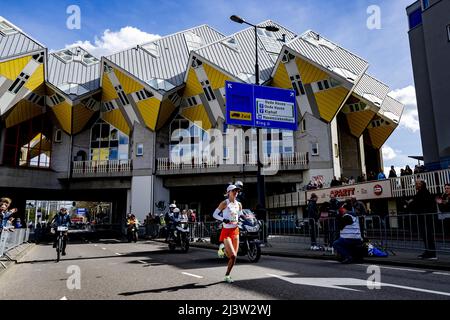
185,238,450,271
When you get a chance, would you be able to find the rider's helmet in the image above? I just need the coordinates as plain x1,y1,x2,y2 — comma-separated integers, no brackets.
235,181,244,190
59,207,67,215
169,203,177,210
130,214,136,219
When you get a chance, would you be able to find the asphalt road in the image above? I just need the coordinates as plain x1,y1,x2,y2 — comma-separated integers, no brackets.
1,239,450,300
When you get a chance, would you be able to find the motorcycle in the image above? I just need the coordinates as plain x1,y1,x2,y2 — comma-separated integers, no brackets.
211,209,262,263
168,220,190,253
127,223,138,243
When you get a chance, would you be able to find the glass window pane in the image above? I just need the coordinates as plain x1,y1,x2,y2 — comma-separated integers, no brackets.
109,148,118,160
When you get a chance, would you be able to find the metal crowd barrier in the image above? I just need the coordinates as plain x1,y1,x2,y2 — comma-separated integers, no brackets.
264,213,450,255
0,228,30,258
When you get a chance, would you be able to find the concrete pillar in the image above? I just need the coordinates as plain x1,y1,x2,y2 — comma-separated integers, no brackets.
388,199,398,229
330,117,341,179
359,136,367,176
130,175,154,223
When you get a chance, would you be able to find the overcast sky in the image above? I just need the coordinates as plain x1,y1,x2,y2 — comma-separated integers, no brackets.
2,0,422,173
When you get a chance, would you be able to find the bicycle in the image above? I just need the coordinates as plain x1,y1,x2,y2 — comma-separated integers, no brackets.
55,226,68,262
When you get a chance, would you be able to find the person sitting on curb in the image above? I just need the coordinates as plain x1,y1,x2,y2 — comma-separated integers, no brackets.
333,204,363,264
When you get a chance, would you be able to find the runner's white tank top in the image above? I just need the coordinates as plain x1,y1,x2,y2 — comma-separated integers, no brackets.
222,199,241,229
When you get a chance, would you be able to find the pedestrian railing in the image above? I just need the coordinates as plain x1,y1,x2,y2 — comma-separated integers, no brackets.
0,228,30,258
144,213,450,256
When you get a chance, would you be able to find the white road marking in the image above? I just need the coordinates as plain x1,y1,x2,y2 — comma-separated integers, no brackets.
357,265,425,273
137,260,147,264
94,245,98,247
115,253,123,256
433,272,450,276
60,296,68,300
102,248,106,250
182,272,204,279
268,274,450,297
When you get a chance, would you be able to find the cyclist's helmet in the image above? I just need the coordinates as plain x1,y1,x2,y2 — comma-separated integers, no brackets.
169,204,177,209
235,181,244,190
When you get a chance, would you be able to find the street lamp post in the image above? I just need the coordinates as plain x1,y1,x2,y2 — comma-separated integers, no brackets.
230,15,280,216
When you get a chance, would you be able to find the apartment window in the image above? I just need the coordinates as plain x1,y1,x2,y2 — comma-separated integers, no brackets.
90,119,129,161
184,32,204,52
2,115,52,168
8,72,30,94
0,20,17,36
136,144,144,157
334,143,339,158
136,89,153,101
408,8,422,29
103,101,116,112
82,53,99,66
49,94,64,106
223,147,229,160
55,50,74,63
421,0,430,10
103,63,113,73
84,97,98,110
141,42,160,58
290,75,305,96
301,118,306,132
54,129,62,143
316,79,332,91
191,57,203,69
318,81,323,91
27,93,44,106
32,52,45,64
447,25,450,42
311,142,319,156
186,96,198,107
201,80,216,101
115,85,130,105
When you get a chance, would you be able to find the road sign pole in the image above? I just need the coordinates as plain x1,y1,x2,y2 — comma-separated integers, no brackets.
254,25,266,213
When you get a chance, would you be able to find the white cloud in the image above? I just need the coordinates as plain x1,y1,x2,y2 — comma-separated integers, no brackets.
64,26,161,58
389,85,420,133
382,145,397,161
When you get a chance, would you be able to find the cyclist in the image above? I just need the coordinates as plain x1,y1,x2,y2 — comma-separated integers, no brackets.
51,207,71,256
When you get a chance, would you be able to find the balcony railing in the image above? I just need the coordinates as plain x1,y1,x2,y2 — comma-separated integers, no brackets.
156,152,309,173
266,168,450,209
390,168,450,197
72,160,132,176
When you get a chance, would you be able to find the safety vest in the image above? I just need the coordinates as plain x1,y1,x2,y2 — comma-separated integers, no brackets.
340,214,362,240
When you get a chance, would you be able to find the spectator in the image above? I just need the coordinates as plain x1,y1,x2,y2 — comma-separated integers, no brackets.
351,196,367,217
405,165,413,176
330,176,340,187
414,165,420,175
437,184,450,213
0,197,17,233
408,180,437,260
333,204,363,264
400,169,406,177
377,171,386,180
389,166,397,178
348,176,355,185
306,193,320,251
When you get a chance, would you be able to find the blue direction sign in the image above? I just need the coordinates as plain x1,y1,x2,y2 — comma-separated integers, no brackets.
225,81,297,131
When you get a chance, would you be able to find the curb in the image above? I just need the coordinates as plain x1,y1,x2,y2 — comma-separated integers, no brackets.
0,243,35,277
183,241,450,272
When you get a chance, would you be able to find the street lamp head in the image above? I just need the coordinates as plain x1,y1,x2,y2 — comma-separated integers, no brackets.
230,15,245,24
265,25,280,32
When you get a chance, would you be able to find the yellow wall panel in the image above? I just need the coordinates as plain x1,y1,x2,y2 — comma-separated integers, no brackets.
203,63,231,90
0,55,32,81
136,97,160,131
5,100,43,128
157,99,176,130
101,74,119,102
183,68,204,98
314,87,349,122
367,126,395,149
73,104,96,134
346,110,375,137
272,64,292,89
24,63,44,91
181,105,212,131
296,57,328,84
102,109,130,136
52,101,72,133
114,68,144,95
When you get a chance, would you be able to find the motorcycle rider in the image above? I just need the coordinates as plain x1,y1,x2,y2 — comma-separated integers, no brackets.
126,214,139,242
166,204,181,241
51,207,72,256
